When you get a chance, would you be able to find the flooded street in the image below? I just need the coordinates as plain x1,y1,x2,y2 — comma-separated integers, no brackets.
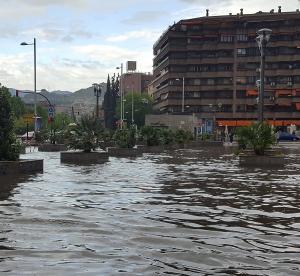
0,148,299,275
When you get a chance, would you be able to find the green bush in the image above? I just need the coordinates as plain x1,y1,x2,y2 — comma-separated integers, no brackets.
140,126,161,146
0,85,21,160
159,128,174,145
66,116,103,152
174,129,193,145
236,122,276,155
113,128,136,149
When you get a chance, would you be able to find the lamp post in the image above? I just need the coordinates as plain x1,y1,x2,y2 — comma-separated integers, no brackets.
92,83,102,118
209,103,222,138
176,77,185,113
21,38,37,135
116,64,124,129
256,28,272,123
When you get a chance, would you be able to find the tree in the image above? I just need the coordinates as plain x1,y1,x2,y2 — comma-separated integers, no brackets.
9,96,25,118
0,85,21,161
103,74,119,129
66,115,104,152
236,122,276,155
116,93,153,128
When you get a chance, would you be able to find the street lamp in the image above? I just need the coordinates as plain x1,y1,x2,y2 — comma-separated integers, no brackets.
92,83,102,118
256,28,272,123
175,77,185,113
20,38,37,135
209,103,222,137
116,64,124,129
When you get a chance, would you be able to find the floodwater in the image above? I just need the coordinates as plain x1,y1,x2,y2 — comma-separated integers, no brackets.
0,147,299,275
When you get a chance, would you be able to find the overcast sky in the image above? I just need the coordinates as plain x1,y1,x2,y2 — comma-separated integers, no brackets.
0,0,299,91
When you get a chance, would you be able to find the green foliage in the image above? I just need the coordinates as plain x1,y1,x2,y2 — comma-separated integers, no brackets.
113,128,136,149
9,96,26,118
174,129,193,145
140,126,161,146
116,93,153,128
159,128,175,145
35,128,49,143
236,122,276,155
0,85,21,161
66,116,104,152
201,133,212,141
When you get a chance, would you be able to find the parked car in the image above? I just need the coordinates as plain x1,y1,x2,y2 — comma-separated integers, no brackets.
277,132,300,141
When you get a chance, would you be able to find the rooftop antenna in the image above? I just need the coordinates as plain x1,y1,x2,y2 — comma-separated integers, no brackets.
206,9,209,16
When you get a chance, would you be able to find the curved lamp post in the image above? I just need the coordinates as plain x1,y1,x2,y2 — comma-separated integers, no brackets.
116,64,124,129
256,28,272,123
20,38,37,135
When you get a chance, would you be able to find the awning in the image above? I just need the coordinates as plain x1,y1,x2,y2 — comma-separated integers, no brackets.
217,120,300,127
217,120,254,127
275,89,296,97
246,90,258,96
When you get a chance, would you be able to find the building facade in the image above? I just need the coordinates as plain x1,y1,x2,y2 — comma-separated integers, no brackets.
152,8,300,127
122,72,153,96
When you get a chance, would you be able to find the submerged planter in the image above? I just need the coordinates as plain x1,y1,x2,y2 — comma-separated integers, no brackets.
38,144,67,152
0,159,43,175
239,151,285,167
136,145,165,153
60,151,109,164
107,147,143,158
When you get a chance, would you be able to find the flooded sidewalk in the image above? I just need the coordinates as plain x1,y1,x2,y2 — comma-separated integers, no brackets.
0,148,299,275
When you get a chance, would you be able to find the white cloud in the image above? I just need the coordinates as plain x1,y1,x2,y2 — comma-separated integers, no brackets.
106,30,161,43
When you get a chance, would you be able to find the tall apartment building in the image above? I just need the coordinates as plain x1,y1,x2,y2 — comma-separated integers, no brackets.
152,8,300,127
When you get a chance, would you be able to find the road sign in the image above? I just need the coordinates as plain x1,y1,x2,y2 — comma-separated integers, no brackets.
22,114,34,123
48,105,55,119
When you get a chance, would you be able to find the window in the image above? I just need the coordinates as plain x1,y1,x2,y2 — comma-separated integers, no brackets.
237,48,246,56
237,34,248,41
194,79,201,85
236,77,247,85
207,79,215,85
220,35,234,42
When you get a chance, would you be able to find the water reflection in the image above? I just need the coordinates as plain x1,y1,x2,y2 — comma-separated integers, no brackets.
0,149,299,275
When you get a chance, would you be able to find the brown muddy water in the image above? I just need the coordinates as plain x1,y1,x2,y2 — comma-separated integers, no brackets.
0,148,299,275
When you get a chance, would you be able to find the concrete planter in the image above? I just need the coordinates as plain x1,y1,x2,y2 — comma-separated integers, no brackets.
136,145,165,153
165,144,184,150
0,159,43,175
107,147,143,158
60,151,109,164
239,153,285,167
38,144,67,152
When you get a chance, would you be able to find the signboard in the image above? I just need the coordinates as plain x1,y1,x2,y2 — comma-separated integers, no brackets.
48,105,55,119
22,114,34,123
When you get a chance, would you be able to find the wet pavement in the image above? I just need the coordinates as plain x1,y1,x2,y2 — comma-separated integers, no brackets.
0,147,299,275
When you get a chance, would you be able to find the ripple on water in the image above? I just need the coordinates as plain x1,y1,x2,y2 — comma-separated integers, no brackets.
0,148,299,275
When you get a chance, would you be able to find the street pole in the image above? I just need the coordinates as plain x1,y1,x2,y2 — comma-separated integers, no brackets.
256,28,272,123
182,77,185,113
131,90,134,125
120,63,124,129
259,43,265,123
34,38,37,135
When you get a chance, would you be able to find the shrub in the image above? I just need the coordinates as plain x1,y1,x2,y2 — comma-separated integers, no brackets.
159,128,174,145
174,129,193,145
0,85,21,161
236,122,276,155
140,126,161,146
66,116,103,152
113,128,136,149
